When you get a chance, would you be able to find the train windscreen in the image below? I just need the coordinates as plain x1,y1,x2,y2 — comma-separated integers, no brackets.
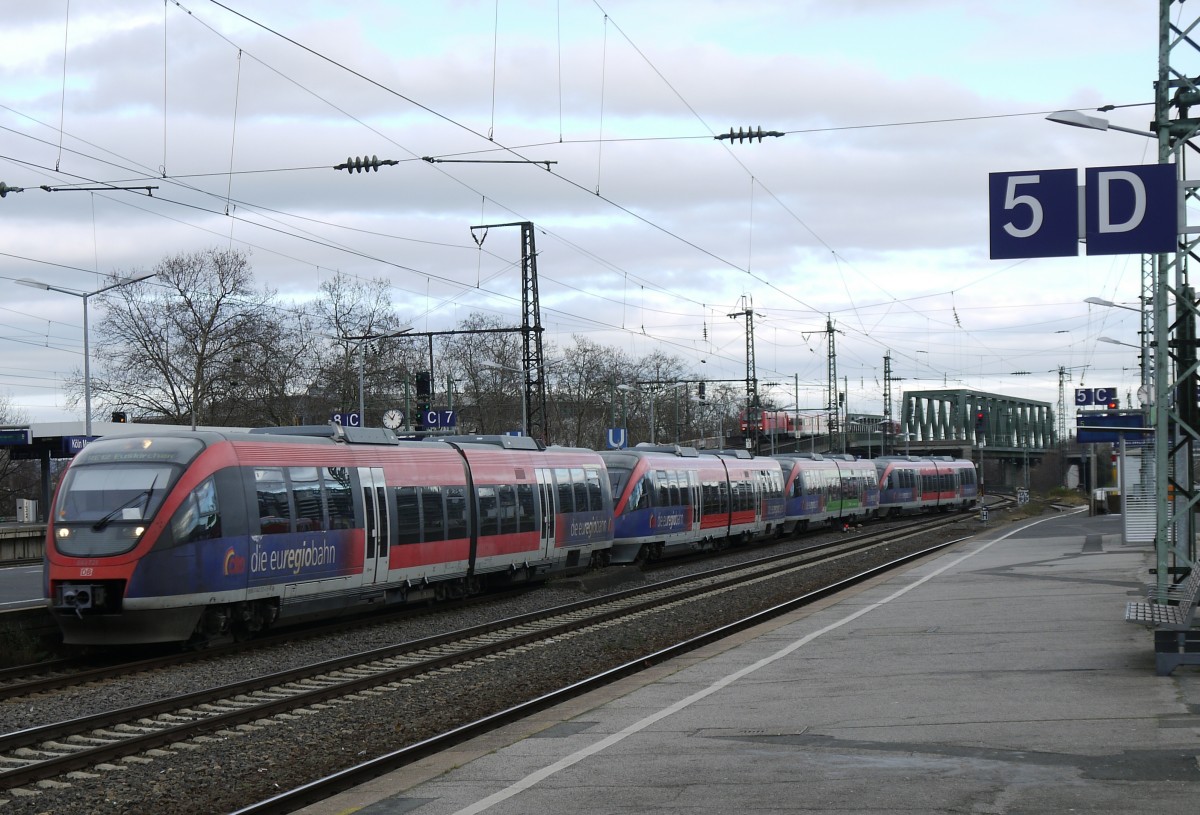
51,436,203,556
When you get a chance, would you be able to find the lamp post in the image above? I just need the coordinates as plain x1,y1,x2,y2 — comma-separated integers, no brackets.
1053,105,1190,582
618,382,688,446
17,273,155,436
481,357,564,437
326,328,414,428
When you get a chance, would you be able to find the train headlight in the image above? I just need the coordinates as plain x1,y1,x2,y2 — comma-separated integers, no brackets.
56,527,70,539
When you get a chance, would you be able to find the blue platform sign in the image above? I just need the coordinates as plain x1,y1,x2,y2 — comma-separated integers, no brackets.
330,411,361,427
989,168,1079,259
423,409,456,429
62,435,94,455
1074,387,1117,407
1084,164,1177,255
1076,411,1149,444
0,428,29,446
605,427,628,449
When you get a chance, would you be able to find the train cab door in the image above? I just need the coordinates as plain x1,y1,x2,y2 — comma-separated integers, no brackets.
535,468,557,559
357,467,390,584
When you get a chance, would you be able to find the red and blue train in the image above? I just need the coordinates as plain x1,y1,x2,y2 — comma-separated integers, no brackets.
874,455,979,516
600,446,786,563
43,425,978,646
44,426,612,645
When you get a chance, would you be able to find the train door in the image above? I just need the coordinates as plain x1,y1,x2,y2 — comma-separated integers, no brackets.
535,468,557,558
689,470,701,534
357,467,390,584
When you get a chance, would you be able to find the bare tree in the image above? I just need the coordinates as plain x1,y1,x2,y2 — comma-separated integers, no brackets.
549,336,633,448
309,273,422,427
82,248,286,426
439,313,523,435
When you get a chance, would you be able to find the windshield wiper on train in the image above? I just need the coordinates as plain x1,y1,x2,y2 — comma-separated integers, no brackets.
92,475,158,531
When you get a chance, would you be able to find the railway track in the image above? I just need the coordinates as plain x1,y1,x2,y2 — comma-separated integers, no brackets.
0,516,971,796
0,506,995,696
0,588,534,701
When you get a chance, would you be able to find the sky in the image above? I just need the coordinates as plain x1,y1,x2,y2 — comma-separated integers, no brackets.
0,0,1183,427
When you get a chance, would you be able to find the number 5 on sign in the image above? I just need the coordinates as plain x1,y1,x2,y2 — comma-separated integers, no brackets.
989,169,1079,260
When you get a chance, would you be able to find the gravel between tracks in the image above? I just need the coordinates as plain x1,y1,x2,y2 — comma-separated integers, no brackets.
0,518,981,814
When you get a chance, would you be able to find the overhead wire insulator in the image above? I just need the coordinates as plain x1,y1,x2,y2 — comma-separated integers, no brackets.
715,127,785,143
334,155,400,173
0,182,25,197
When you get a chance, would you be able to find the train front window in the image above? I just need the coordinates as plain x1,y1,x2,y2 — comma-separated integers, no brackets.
55,463,176,524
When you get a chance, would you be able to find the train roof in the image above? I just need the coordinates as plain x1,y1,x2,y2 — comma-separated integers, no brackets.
698,448,754,460
601,443,701,458
431,433,544,451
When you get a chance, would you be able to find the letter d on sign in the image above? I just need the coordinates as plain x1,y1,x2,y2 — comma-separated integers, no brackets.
1085,163,1176,256
1096,170,1145,234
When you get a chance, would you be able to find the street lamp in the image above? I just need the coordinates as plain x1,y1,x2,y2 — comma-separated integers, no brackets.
1085,296,1144,313
16,273,155,436
1046,110,1156,138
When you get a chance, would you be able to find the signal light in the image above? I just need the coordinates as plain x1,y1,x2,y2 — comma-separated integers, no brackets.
1106,398,1120,409
974,411,985,431
698,382,706,401
112,411,128,423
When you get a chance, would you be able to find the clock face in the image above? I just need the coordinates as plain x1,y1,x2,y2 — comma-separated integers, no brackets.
382,409,403,429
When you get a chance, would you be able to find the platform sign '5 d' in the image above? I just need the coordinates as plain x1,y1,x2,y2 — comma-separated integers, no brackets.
989,168,1079,259
989,164,1177,259
1084,165,1177,255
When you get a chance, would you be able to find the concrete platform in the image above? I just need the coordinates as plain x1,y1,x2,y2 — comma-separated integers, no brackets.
300,509,1200,815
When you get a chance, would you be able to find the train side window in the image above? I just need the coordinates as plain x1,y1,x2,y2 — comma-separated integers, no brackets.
624,477,644,515
571,468,588,513
555,468,574,514
396,486,420,544
586,468,604,511
169,476,221,546
655,470,669,506
703,481,715,514
421,486,446,541
477,486,500,536
255,467,292,534
516,483,536,532
637,476,653,510
323,468,355,529
289,467,325,531
446,487,468,539
496,484,518,535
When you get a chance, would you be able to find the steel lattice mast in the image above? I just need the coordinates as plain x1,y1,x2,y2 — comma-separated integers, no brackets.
1152,0,1200,592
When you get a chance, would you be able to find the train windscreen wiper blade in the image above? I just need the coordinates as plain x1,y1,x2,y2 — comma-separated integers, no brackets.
92,475,158,531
